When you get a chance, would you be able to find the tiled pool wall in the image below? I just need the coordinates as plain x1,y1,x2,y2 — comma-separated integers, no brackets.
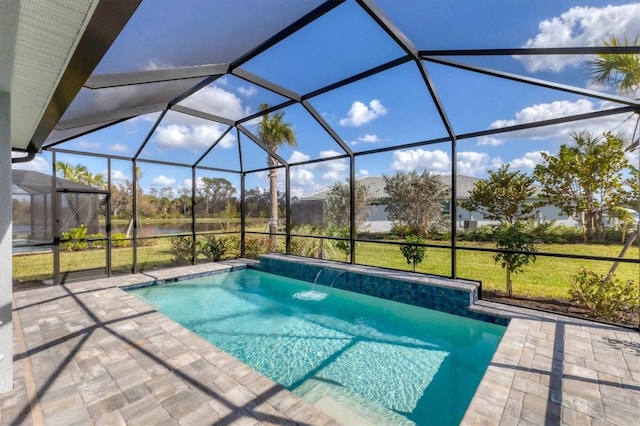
257,254,507,325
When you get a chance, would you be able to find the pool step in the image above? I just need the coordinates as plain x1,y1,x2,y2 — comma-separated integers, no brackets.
296,378,414,426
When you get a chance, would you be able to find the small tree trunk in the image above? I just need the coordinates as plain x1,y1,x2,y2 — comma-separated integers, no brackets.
506,266,512,297
268,166,278,251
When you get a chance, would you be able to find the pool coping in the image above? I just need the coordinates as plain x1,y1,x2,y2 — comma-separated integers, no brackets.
5,259,640,425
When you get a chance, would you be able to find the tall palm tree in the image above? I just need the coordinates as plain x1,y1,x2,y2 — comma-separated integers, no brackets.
256,104,296,249
589,35,640,97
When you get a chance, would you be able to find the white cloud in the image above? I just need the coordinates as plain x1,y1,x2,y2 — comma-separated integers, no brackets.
322,171,343,181
339,100,387,127
237,86,257,97
518,4,640,72
391,149,451,173
288,150,310,163
290,167,315,187
11,154,49,173
490,99,595,129
351,134,382,145
456,151,503,176
154,123,235,151
358,169,369,177
477,99,637,146
109,143,128,152
319,150,343,159
111,170,128,183
152,175,176,186
78,140,100,149
509,151,548,169
181,85,250,120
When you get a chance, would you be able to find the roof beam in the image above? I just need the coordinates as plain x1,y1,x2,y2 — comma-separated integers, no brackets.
84,64,229,89
29,0,142,151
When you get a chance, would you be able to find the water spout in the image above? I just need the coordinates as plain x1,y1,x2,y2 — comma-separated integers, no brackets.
313,268,327,284
329,270,347,288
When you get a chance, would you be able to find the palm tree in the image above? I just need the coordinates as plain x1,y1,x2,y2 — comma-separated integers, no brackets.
589,35,640,97
256,104,296,249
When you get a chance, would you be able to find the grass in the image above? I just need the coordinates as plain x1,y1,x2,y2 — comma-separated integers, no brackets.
13,235,639,302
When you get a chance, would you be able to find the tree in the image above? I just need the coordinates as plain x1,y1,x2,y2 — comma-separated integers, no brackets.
533,131,630,242
325,178,373,231
459,164,537,224
493,222,536,297
56,161,106,189
257,104,296,249
589,35,640,97
400,235,427,272
383,170,449,237
197,177,236,217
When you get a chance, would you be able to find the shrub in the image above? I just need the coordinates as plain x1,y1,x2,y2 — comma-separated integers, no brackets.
400,235,427,272
390,223,412,239
223,235,240,258
244,235,271,259
89,233,106,249
61,224,88,251
111,232,130,248
169,236,195,263
569,268,639,323
290,238,321,258
199,235,227,261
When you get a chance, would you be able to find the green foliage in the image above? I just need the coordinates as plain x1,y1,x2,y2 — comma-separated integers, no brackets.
199,235,228,261
493,222,537,297
390,223,412,239
89,233,106,249
400,235,427,272
244,235,271,259
61,225,88,251
111,232,130,248
533,131,630,242
290,238,323,258
383,170,449,237
459,164,537,224
569,268,639,323
325,179,373,231
329,226,352,262
169,236,194,263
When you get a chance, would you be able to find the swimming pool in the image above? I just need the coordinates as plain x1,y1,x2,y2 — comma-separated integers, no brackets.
129,269,505,425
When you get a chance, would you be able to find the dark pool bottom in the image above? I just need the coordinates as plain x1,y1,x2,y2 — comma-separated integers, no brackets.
130,268,505,425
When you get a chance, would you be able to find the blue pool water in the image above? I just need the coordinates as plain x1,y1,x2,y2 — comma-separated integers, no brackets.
129,269,505,425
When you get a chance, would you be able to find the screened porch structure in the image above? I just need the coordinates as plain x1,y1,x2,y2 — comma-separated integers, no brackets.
7,0,640,284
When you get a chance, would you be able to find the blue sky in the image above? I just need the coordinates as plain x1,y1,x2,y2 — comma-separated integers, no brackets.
13,0,640,199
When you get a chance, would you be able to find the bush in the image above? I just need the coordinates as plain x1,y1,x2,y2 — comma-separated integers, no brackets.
390,223,412,239
111,232,130,248
199,235,227,261
61,224,88,251
569,268,639,323
169,236,194,263
290,238,321,258
223,235,240,258
531,222,582,244
89,233,106,249
244,235,271,259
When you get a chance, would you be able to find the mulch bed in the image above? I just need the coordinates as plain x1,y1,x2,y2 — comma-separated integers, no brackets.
482,289,639,330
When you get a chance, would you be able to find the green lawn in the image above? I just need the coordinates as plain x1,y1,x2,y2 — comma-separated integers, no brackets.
13,235,639,302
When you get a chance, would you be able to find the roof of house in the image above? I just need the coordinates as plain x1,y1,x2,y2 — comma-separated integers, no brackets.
302,175,482,201
303,174,545,201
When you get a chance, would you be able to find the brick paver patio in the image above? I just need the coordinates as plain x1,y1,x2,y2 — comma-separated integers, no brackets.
1,261,638,425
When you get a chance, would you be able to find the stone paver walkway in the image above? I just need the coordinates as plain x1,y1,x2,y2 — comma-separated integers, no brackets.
2,262,339,426
1,261,638,425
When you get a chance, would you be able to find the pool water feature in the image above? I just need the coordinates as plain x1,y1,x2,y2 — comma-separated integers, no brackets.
129,269,505,425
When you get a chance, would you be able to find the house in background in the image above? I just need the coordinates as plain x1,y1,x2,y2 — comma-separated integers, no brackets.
292,175,574,232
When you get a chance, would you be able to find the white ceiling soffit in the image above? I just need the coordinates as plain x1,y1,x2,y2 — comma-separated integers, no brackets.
10,0,141,152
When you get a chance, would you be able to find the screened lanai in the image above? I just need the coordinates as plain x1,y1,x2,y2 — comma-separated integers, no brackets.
7,0,640,291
